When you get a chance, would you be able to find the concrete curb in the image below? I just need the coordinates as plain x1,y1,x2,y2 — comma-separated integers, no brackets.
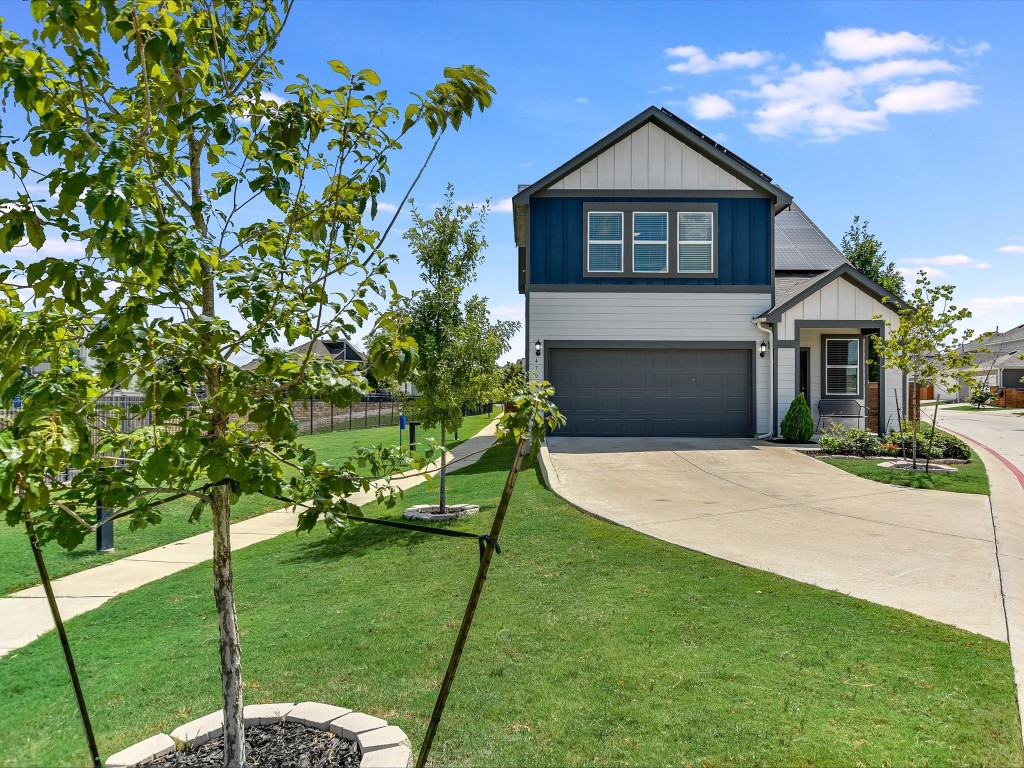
105,702,412,768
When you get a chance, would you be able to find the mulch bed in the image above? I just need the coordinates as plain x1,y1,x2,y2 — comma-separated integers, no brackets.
149,721,359,768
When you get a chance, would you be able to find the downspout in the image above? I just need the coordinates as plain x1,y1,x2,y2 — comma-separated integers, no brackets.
755,320,774,439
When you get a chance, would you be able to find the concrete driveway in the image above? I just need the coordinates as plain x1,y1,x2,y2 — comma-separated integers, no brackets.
541,437,1005,640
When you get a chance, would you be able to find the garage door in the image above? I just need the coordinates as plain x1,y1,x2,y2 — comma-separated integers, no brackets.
547,347,752,437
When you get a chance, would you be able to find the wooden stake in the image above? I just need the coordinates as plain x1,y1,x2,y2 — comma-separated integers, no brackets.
24,513,101,768
415,437,529,768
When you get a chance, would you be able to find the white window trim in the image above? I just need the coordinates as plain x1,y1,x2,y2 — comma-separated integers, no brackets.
677,211,715,274
631,211,669,274
825,338,861,396
587,211,624,273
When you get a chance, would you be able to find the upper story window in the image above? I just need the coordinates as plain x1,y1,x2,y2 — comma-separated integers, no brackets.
678,212,714,273
583,202,717,278
587,211,623,272
825,338,860,396
632,212,668,273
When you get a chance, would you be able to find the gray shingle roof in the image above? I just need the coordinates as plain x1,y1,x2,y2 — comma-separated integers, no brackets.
774,204,846,272
773,274,819,305
962,324,1024,368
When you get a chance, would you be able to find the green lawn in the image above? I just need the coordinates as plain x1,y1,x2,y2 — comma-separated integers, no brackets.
941,404,1023,413
820,446,991,495
0,443,1019,767
0,410,498,596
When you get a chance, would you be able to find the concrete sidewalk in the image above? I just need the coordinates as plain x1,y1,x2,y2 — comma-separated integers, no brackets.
0,419,500,657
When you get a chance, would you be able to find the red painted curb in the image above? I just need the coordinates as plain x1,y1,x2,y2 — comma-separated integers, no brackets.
943,426,1024,492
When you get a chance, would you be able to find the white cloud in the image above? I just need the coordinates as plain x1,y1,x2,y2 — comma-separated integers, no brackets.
574,97,590,104
952,41,992,57
903,254,990,268
490,197,514,213
260,91,285,105
876,80,976,114
688,94,736,120
825,28,938,61
744,51,976,140
376,201,399,213
665,45,772,74
997,245,1024,254
968,295,1024,315
14,237,87,260
491,303,524,323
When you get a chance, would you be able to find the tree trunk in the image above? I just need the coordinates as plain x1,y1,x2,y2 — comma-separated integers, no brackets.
911,392,920,469
211,478,245,768
190,121,245,766
439,424,447,516
924,397,940,474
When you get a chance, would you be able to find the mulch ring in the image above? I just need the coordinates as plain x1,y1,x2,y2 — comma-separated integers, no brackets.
149,721,359,768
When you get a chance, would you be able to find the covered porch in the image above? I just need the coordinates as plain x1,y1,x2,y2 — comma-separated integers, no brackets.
759,264,908,438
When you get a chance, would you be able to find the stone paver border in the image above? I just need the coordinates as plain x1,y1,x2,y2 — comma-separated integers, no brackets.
403,503,480,521
105,702,412,768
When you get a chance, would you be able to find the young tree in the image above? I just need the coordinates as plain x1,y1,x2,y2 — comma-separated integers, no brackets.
873,271,977,469
842,216,906,298
404,185,518,514
0,2,492,765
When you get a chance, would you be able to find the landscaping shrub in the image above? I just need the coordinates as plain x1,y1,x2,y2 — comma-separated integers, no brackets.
817,423,881,456
886,425,971,460
969,380,994,409
780,393,814,442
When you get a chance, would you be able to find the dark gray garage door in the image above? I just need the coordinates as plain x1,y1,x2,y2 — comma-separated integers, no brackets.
547,347,752,437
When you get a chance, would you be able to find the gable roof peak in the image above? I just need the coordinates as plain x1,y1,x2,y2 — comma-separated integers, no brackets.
511,106,793,209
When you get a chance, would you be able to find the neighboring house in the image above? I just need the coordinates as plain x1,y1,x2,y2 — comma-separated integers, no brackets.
949,324,1024,399
513,106,907,437
242,338,365,371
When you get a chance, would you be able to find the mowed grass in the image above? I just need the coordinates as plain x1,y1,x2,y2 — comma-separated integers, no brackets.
820,445,991,495
942,404,1023,413
0,443,1019,767
0,410,498,595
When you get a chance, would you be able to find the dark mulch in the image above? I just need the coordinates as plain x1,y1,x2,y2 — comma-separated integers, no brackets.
150,721,359,768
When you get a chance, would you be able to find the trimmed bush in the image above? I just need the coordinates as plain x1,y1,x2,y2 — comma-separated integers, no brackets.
886,424,971,460
780,393,815,442
817,423,881,457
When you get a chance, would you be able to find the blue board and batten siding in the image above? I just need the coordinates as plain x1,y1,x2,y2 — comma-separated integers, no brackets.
528,196,772,287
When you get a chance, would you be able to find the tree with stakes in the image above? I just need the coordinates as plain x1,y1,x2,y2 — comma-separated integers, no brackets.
403,185,519,516
872,271,977,470
0,2,493,765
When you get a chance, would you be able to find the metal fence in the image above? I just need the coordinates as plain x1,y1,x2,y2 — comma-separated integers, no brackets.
1,391,494,444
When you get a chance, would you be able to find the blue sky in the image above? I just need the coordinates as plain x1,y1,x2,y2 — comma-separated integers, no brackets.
4,1,1023,362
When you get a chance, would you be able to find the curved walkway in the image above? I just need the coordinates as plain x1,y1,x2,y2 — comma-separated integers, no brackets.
0,420,500,657
540,436,1004,639
937,407,1024,745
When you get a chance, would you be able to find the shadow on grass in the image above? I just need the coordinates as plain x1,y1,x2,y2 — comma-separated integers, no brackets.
286,443,527,564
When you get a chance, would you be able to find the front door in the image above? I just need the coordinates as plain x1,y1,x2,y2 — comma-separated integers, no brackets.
799,348,810,402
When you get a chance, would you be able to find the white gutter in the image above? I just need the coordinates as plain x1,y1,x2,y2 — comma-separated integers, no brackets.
755,320,774,438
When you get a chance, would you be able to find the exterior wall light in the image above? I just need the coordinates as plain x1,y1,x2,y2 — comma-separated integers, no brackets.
534,339,542,357
759,341,768,358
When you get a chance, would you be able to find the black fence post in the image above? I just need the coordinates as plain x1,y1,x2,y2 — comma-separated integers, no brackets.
378,397,382,428
409,421,419,453
330,403,334,432
308,395,314,435
96,476,113,553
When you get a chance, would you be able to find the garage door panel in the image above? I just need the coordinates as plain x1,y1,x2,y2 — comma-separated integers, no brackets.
549,347,751,437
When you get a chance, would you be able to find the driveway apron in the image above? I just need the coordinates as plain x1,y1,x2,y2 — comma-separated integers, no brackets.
541,436,1004,641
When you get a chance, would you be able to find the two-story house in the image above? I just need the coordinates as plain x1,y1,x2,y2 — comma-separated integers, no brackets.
513,107,906,437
